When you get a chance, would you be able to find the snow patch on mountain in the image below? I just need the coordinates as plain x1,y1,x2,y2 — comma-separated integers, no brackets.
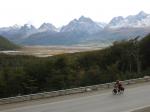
38,23,58,32
60,16,103,34
107,11,150,28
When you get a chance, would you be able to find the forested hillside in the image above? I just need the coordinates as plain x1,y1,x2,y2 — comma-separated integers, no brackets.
0,34,150,98
0,35,19,50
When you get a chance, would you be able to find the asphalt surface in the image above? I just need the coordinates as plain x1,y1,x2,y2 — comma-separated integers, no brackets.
0,84,150,112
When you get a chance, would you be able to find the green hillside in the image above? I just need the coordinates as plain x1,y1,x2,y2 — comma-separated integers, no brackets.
0,34,150,98
0,35,19,50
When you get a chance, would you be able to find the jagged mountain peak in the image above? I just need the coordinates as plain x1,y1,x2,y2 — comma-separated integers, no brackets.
40,23,55,28
69,16,93,24
10,24,21,29
39,23,57,32
60,16,103,33
109,16,124,25
107,11,150,28
78,16,93,22
137,11,147,16
21,24,36,30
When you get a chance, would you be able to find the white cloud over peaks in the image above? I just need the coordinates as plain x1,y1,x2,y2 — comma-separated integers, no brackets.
0,0,150,27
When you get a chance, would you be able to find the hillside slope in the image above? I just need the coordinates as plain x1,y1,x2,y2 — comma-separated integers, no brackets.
0,35,20,50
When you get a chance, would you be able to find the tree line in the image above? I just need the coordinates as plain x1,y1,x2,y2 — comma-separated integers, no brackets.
0,34,150,98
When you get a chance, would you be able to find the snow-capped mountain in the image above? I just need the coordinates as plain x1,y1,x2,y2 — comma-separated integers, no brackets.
107,11,150,28
38,23,58,32
60,16,103,34
18,24,38,38
0,24,21,32
20,24,37,33
0,11,150,45
0,24,38,42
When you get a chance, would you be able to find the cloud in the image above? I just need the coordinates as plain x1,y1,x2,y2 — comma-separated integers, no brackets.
0,0,150,27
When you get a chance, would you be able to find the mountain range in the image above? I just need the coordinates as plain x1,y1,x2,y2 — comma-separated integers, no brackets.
0,11,150,46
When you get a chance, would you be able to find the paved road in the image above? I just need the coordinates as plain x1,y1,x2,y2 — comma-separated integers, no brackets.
1,84,150,112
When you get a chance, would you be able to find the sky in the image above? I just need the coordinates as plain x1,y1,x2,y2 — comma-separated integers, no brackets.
0,0,150,28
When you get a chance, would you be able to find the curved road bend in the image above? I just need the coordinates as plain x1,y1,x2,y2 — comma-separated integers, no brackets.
0,83,150,112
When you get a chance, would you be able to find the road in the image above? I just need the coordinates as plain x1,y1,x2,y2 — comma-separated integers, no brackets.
0,84,150,112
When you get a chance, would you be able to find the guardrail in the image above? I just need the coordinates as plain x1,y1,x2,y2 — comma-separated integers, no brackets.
0,76,150,105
